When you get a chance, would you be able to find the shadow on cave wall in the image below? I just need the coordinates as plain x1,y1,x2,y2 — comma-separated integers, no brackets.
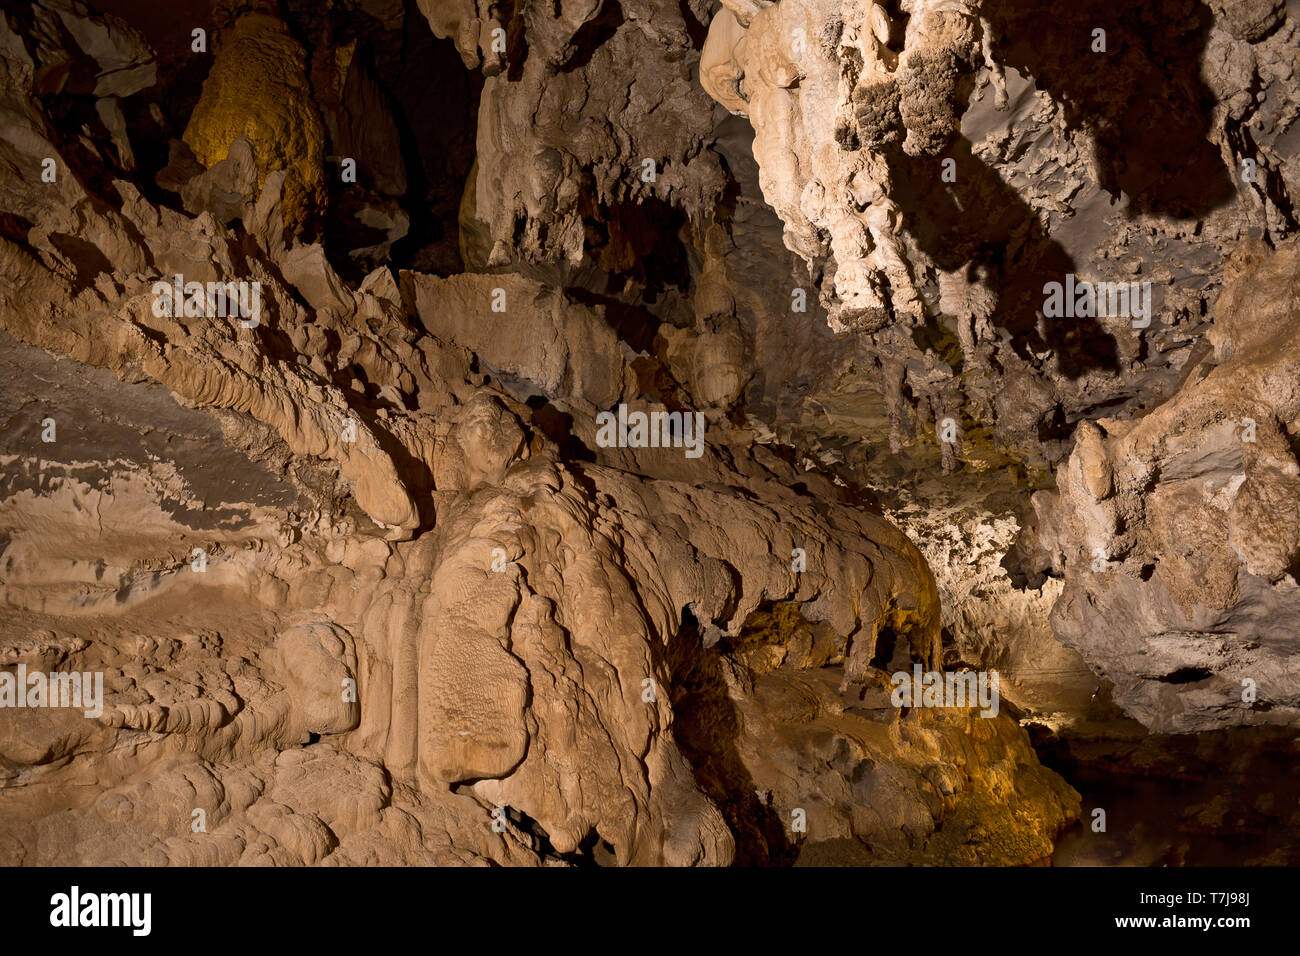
664,606,799,867
382,1,482,277
888,0,1234,381
889,140,1118,381
985,0,1234,220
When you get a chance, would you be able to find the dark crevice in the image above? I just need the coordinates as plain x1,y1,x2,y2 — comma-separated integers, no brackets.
665,606,799,866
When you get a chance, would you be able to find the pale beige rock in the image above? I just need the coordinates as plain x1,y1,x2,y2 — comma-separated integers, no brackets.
0,0,1134,869
276,617,361,741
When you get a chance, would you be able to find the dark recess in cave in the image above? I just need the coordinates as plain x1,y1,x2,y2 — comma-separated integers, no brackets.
663,605,800,866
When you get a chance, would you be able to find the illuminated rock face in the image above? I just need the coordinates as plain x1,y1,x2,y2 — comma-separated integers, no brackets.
697,0,1297,335
182,11,327,237
694,0,1299,485
0,0,1296,868
689,0,1300,738
699,0,980,333
0,10,1069,857
0,189,1075,861
423,0,728,269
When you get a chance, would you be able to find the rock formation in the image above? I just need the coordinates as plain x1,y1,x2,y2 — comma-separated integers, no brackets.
1029,238,1300,733
0,0,1296,867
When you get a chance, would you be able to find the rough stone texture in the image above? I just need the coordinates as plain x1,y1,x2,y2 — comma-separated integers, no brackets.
425,0,727,269
182,10,327,236
0,0,1084,866
1027,239,1300,733
1,0,1297,868
879,474,1098,727
699,0,1299,481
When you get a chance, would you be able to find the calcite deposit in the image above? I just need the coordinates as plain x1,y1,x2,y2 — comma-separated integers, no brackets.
0,0,1297,868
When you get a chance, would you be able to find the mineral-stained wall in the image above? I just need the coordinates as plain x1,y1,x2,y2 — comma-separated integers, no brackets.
0,0,1297,866
181,8,327,237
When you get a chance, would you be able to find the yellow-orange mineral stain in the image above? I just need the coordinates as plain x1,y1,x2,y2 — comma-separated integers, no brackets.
183,12,326,235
